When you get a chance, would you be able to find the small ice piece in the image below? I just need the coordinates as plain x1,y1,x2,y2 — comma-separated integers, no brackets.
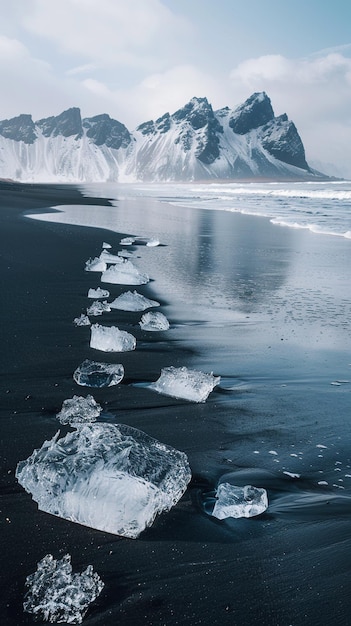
101,260,149,285
139,311,170,331
90,323,136,352
57,395,102,426
212,483,268,520
110,290,160,312
150,366,220,402
99,250,124,264
316,444,328,449
85,257,107,272
120,236,135,245
268,450,278,455
146,238,160,247
73,359,124,387
23,553,104,624
16,423,191,538
88,287,110,299
73,314,91,327
102,241,111,248
318,480,328,485
86,300,111,316
283,471,301,479
118,249,134,258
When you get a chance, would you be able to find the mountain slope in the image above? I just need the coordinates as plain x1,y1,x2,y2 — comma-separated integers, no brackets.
0,93,324,182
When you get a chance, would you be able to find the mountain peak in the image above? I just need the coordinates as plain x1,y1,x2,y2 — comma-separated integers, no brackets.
229,92,274,135
0,113,36,144
36,107,83,138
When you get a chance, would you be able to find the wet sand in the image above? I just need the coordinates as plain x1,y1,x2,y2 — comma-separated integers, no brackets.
1,182,351,625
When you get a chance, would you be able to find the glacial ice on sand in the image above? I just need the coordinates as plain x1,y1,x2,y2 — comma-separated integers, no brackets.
86,300,111,316
102,241,111,249
212,483,268,520
23,553,104,624
99,250,124,264
150,366,220,402
57,395,102,426
146,238,160,247
90,324,136,352
120,236,160,247
101,260,149,285
139,311,170,331
16,423,192,538
73,314,91,327
110,290,160,312
120,236,135,245
87,287,110,299
73,359,124,387
84,257,107,272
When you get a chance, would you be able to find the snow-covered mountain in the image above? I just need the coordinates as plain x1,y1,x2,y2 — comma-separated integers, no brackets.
0,92,326,182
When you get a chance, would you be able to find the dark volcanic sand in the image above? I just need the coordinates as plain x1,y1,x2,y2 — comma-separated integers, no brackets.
1,182,351,625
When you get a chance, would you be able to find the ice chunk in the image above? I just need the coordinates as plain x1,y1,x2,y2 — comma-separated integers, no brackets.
146,238,160,247
86,300,111,316
110,290,160,312
212,483,268,520
85,257,107,272
87,287,110,299
16,423,191,538
57,395,102,426
23,553,104,624
101,260,149,285
99,250,124,264
118,249,134,258
73,314,91,327
102,241,111,248
139,311,170,331
150,366,220,402
120,236,135,245
90,323,136,352
73,359,124,387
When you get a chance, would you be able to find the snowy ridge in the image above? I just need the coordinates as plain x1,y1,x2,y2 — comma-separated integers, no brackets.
0,92,327,182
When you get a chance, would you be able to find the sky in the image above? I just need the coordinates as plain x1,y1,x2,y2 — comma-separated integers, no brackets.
1,0,351,177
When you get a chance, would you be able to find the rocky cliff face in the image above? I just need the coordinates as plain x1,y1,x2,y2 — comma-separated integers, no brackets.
0,92,320,182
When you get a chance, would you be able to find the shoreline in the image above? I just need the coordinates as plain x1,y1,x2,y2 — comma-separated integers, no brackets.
1,181,351,625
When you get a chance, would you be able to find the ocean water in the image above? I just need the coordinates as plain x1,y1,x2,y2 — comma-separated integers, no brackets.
22,181,351,624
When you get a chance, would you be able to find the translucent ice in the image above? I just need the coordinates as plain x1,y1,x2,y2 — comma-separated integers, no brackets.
110,290,160,312
16,423,191,538
23,553,104,624
73,314,91,327
101,260,149,285
57,395,102,426
90,324,136,352
99,250,124,264
212,483,268,520
85,257,107,272
86,300,111,316
102,241,111,248
73,359,124,387
139,311,170,331
146,238,160,247
120,236,135,245
150,366,220,402
87,287,110,299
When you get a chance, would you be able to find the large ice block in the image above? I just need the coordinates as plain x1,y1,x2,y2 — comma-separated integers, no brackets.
16,423,192,538
90,324,136,352
87,287,110,299
23,553,104,624
101,260,149,285
85,257,107,272
86,300,111,316
57,395,102,426
73,359,124,387
150,366,220,402
139,311,170,331
99,250,124,264
212,483,268,520
110,290,160,312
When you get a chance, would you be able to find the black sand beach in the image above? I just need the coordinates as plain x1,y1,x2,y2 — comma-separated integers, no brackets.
1,181,351,625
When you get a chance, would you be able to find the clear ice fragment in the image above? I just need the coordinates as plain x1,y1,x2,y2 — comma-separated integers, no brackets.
212,483,268,520
87,287,110,299
120,236,135,245
101,260,149,285
146,238,160,247
16,423,191,538
57,395,102,426
86,300,111,316
139,311,170,331
150,366,220,402
23,553,104,624
99,250,124,264
90,324,136,352
73,314,91,327
102,241,111,248
110,290,160,312
73,359,124,387
84,257,107,272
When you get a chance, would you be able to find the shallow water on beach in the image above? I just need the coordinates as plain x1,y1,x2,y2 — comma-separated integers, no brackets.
4,183,351,624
